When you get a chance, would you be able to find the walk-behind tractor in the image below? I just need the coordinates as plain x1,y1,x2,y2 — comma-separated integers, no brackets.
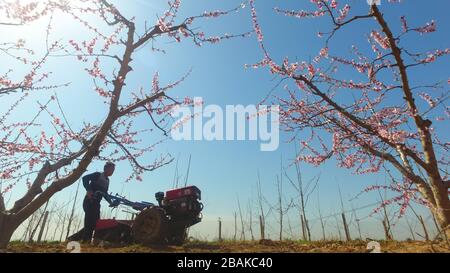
70,186,203,246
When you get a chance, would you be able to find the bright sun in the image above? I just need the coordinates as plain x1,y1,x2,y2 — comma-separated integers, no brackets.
0,0,85,42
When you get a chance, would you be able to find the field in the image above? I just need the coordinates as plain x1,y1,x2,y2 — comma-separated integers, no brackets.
6,240,450,253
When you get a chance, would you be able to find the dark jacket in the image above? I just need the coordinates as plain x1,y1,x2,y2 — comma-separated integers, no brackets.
82,172,110,201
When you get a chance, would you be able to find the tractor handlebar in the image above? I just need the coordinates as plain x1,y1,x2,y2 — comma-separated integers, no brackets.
94,191,154,211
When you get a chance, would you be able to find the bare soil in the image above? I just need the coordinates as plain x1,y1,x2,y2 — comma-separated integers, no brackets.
6,239,450,253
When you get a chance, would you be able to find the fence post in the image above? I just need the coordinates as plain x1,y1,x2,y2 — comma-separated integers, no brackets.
259,215,265,240
37,211,49,243
218,218,222,242
341,213,351,241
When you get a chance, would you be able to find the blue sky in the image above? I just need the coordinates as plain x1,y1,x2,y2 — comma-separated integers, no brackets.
1,0,449,241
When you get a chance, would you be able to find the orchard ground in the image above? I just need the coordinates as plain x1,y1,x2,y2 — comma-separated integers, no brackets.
6,239,450,253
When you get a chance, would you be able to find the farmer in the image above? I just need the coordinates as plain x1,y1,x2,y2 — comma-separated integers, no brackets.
80,162,116,242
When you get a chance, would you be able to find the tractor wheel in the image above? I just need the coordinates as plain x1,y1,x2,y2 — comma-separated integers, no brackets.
167,227,188,246
132,207,168,245
94,223,133,245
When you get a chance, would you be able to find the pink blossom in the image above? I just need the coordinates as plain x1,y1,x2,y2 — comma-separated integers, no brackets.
337,4,350,22
400,16,408,32
250,0,264,42
414,20,436,34
319,47,329,58
370,30,390,49
419,92,436,108
330,0,338,9
308,64,316,76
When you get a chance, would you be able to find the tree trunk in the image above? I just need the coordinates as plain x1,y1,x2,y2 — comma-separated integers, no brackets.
382,219,392,241
0,228,14,250
248,203,254,241
371,4,450,241
431,213,449,245
0,214,17,250
44,213,52,241
300,214,306,241
433,203,450,239
319,217,326,241
233,212,237,241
